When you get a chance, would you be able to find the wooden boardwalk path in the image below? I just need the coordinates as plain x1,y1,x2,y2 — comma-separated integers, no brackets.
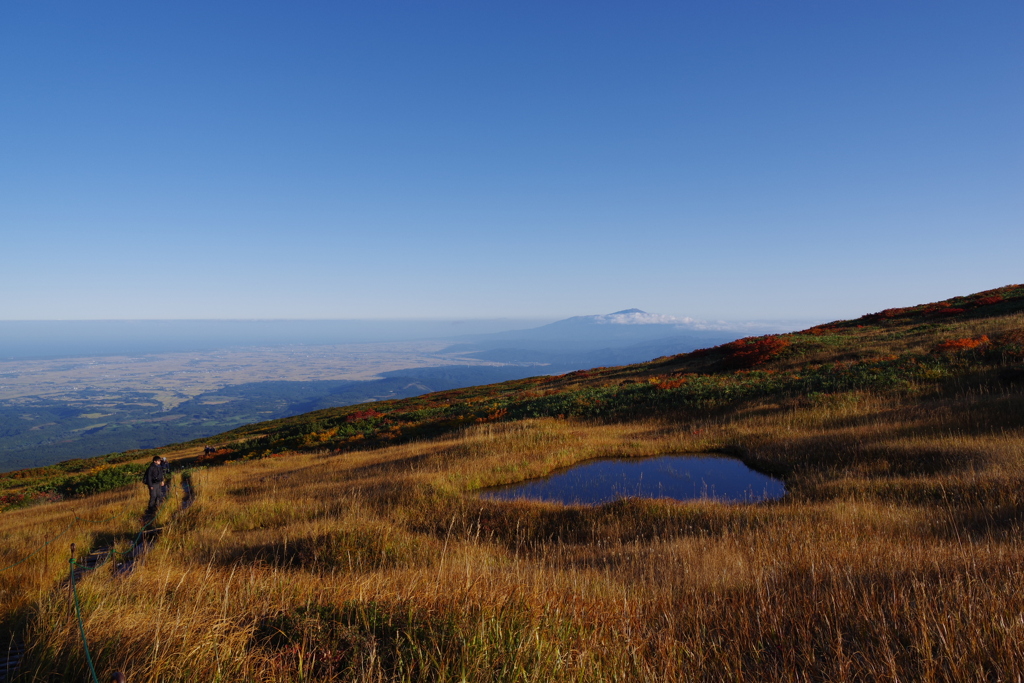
0,477,196,682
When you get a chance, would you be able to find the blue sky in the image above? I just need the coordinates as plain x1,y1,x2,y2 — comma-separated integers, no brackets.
2,1,1021,322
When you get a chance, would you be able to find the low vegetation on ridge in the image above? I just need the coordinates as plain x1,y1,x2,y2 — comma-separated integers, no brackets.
2,284,1024,681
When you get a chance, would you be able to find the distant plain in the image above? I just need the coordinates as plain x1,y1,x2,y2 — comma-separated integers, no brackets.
0,316,756,470
0,342,508,471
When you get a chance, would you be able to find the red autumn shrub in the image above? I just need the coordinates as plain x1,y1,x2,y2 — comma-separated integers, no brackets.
721,336,791,369
975,285,1021,299
973,295,1004,307
659,376,690,390
346,409,383,422
934,335,989,352
920,305,966,317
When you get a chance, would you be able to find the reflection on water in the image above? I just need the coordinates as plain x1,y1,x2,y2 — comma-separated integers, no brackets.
480,455,785,505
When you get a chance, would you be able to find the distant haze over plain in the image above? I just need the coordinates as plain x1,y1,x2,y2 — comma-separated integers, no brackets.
0,319,551,360
0,313,809,361
0,309,791,469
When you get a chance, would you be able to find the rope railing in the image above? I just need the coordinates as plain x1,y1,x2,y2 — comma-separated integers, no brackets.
5,474,199,683
68,543,130,683
69,543,101,683
65,516,161,682
61,475,195,683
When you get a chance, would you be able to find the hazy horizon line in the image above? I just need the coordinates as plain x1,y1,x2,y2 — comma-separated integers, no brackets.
0,315,824,324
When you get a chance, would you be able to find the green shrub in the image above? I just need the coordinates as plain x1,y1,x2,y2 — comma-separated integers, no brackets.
31,463,147,498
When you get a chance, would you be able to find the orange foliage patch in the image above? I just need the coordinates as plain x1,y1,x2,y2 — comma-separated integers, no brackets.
721,336,791,369
474,408,509,423
659,377,690,390
346,409,383,422
922,304,966,316
934,335,990,352
877,308,909,318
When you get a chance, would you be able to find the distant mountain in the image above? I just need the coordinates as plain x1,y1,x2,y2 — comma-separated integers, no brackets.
542,308,698,326
442,308,767,366
0,310,791,470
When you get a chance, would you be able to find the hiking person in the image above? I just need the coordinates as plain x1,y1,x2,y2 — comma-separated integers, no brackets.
143,455,165,514
159,457,171,500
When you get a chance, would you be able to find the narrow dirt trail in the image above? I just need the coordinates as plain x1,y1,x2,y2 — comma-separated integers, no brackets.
0,475,196,683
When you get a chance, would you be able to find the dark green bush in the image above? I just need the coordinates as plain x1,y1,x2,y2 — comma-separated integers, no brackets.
31,463,147,498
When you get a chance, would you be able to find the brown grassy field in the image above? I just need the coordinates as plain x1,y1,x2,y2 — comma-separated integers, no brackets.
2,287,1024,681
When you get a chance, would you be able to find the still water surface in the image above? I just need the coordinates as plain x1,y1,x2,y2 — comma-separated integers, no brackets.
480,455,785,505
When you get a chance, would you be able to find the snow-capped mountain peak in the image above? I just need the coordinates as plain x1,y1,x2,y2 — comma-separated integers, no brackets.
591,310,696,326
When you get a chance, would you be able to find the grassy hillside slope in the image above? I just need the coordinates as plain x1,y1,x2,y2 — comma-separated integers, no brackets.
2,284,1023,681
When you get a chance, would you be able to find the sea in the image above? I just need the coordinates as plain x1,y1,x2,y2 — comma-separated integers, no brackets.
0,319,551,360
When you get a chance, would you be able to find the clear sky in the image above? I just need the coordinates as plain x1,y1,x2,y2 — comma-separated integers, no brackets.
1,1,1021,323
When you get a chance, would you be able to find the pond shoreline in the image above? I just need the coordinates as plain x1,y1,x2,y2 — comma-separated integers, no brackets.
477,453,787,505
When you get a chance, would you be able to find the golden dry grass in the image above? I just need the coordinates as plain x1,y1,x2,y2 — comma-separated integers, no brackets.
4,380,1024,682
5,294,1024,681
